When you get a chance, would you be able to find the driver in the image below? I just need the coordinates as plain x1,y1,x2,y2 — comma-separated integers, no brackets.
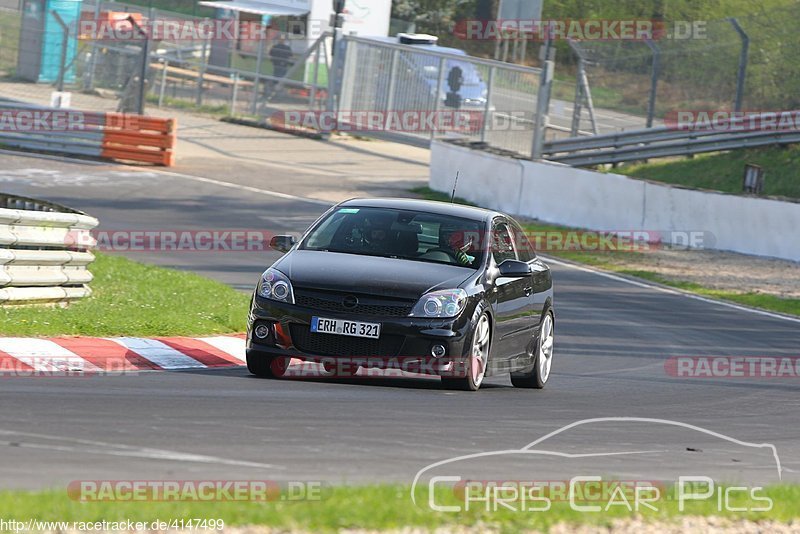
361,213,394,251
440,224,475,266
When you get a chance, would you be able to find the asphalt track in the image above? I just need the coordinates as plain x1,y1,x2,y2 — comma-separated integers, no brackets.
0,153,798,491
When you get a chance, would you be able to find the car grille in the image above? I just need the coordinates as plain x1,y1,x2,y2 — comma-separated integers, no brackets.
289,324,405,357
293,288,413,318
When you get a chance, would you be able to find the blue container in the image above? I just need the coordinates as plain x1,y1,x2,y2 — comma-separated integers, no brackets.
38,0,83,83
17,0,83,83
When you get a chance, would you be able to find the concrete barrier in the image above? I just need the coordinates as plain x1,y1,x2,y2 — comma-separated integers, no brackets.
430,140,800,262
0,194,98,306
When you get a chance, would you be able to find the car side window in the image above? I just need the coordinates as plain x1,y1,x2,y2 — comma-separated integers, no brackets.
510,221,534,262
492,222,517,264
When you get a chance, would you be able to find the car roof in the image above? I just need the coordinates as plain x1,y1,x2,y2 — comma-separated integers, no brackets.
356,36,469,57
339,198,498,222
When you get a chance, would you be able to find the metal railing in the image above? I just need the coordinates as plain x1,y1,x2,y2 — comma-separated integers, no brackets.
0,98,177,166
543,116,800,166
0,194,98,306
339,34,546,157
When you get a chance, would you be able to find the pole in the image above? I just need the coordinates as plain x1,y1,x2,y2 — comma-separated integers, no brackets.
645,39,660,129
51,11,69,92
729,18,749,112
480,66,495,144
84,0,102,91
230,72,239,115
531,41,554,159
251,30,265,114
126,13,151,115
196,30,210,107
331,0,345,61
309,40,323,108
431,57,446,140
383,48,398,130
158,60,168,108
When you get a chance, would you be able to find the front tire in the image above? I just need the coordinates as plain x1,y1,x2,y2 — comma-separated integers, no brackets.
442,308,491,391
511,310,554,389
247,351,290,379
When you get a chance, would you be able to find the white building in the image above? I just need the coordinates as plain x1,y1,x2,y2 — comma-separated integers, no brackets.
199,0,393,55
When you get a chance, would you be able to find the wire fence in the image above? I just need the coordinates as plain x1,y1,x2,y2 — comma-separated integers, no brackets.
565,4,800,133
1,0,331,116
339,35,544,156
1,1,798,158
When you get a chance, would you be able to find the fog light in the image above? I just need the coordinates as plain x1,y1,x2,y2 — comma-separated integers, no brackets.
431,344,447,358
254,323,272,341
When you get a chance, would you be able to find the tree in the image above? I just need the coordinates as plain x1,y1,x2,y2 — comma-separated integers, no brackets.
392,0,475,35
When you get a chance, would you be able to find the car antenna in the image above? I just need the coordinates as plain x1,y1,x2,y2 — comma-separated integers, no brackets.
450,171,460,203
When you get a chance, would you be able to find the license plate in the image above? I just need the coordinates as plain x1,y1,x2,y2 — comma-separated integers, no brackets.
311,317,381,339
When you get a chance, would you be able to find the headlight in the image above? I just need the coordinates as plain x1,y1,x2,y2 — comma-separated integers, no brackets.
258,268,294,304
411,289,468,318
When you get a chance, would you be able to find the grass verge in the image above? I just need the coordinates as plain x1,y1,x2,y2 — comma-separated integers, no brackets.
411,187,800,317
0,484,797,532
0,253,249,337
612,145,800,200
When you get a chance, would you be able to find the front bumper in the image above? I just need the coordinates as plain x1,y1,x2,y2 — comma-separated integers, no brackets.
247,295,474,377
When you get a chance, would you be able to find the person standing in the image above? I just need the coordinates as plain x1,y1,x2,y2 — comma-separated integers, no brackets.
269,36,294,79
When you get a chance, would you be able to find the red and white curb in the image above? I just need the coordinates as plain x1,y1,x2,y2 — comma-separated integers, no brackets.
0,335,246,374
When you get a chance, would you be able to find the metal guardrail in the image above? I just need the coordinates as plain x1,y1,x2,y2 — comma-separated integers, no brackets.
0,194,98,306
543,117,800,166
0,99,177,166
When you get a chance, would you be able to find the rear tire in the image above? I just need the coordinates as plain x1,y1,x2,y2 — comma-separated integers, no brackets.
511,310,554,389
247,351,290,379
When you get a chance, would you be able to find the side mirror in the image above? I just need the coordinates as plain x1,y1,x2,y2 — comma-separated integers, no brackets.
497,259,531,277
270,235,296,253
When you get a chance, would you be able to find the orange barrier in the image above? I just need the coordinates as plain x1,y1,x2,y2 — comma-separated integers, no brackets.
101,114,177,166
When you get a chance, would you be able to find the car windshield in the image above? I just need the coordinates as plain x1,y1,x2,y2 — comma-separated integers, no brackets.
301,206,484,269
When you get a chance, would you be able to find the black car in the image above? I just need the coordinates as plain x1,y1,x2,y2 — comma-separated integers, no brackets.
246,198,554,391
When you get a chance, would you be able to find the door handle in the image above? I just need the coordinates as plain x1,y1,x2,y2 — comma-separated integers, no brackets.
524,286,532,296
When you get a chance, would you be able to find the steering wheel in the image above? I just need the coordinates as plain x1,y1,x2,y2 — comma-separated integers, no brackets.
422,247,460,264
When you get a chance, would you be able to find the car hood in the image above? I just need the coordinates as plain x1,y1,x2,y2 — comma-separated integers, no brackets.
274,250,474,299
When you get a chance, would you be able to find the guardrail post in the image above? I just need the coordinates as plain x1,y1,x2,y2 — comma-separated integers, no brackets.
645,39,660,129
50,11,69,93
729,18,749,112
